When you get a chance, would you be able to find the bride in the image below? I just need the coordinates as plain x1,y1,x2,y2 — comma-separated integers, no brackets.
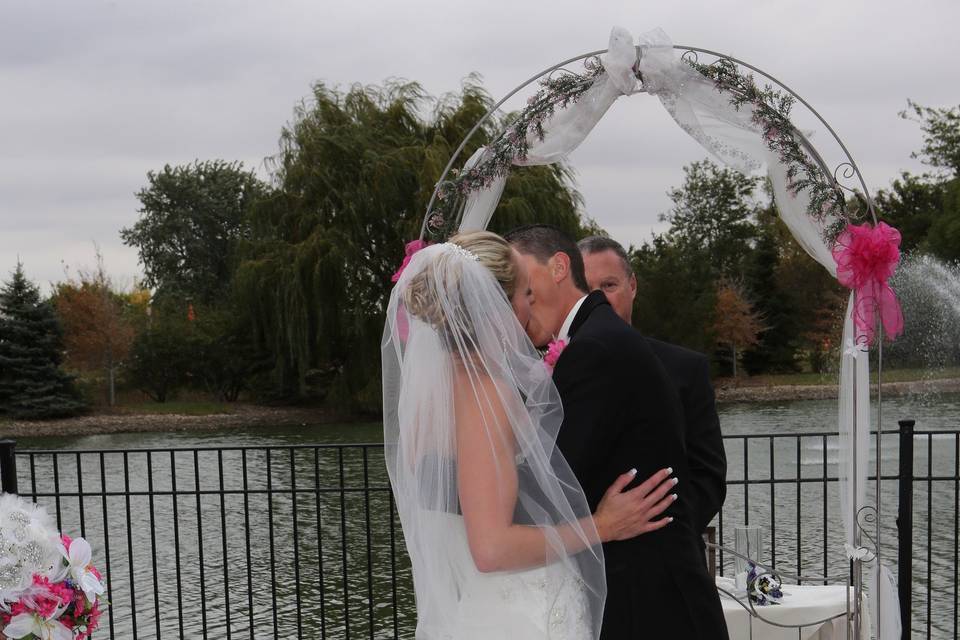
383,231,673,639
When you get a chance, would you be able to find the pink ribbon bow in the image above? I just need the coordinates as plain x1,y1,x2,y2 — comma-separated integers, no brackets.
831,221,904,344
392,239,431,344
391,239,431,283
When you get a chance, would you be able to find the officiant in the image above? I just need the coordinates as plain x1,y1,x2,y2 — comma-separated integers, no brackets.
579,236,727,540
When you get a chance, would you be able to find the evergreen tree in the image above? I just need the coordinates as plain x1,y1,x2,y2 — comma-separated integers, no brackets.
632,237,717,355
0,263,86,419
741,206,802,373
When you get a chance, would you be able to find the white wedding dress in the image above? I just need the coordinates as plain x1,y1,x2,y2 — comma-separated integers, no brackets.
415,513,592,640
382,243,605,639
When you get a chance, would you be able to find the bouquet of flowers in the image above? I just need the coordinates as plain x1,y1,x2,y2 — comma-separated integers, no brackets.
0,494,105,639
746,562,784,606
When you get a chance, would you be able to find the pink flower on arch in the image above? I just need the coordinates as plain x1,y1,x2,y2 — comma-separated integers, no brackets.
391,239,431,284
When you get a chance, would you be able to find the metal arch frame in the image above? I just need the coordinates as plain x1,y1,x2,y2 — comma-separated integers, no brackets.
418,44,880,240
421,43,890,640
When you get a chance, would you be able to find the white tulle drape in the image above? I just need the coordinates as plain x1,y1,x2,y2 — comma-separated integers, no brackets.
453,25,901,639
458,27,639,233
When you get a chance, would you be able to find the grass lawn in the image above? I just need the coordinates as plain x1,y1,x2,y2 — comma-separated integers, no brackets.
723,366,960,387
111,401,235,416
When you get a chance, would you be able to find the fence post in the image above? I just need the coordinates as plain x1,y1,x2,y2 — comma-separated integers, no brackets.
896,419,914,640
0,438,17,495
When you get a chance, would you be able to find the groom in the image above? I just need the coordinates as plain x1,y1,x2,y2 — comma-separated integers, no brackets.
505,225,729,639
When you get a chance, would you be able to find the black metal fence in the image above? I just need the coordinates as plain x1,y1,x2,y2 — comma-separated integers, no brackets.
0,422,957,639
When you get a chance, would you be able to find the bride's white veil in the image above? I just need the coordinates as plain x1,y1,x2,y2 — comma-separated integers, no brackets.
382,242,606,638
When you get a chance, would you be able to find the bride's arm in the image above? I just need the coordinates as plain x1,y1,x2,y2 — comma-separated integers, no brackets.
455,372,676,573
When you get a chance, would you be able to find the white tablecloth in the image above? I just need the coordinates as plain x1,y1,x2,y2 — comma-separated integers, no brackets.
717,577,870,640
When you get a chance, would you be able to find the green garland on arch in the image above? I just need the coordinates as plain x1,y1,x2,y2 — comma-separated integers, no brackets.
684,57,851,242
427,59,605,239
425,53,853,243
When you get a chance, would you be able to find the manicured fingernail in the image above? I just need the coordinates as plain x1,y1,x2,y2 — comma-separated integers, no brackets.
629,468,637,476
667,517,674,523
672,477,680,485
666,467,673,475
671,493,679,501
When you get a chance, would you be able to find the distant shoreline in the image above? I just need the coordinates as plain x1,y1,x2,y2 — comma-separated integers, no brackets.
1,404,364,440
714,376,960,404
3,378,958,439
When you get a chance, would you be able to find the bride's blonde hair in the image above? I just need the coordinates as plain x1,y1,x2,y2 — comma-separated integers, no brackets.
403,231,516,329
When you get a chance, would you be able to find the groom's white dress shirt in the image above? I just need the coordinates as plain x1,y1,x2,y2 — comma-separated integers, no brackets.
557,295,588,343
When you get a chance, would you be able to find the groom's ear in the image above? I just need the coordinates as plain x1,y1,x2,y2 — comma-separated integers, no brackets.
550,251,571,284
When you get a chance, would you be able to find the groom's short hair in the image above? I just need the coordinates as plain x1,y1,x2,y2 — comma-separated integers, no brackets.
504,224,589,293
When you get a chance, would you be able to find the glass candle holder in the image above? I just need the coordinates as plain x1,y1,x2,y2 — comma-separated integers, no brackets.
734,525,763,576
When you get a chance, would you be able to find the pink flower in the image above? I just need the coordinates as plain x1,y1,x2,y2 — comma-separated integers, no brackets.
543,339,567,371
391,239,431,283
61,533,72,551
831,221,904,344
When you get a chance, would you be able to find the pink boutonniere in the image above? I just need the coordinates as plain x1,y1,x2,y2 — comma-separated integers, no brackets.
544,338,567,371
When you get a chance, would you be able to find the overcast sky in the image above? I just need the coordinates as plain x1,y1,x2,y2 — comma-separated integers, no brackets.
2,0,957,292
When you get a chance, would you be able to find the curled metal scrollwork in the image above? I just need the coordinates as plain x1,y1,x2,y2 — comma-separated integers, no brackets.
834,162,856,183
548,55,603,84
545,67,580,83
832,162,861,197
583,55,603,72
852,505,879,564
833,162,875,221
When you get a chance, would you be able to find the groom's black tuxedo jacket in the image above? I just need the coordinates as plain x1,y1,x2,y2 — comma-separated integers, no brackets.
644,337,727,536
552,291,728,639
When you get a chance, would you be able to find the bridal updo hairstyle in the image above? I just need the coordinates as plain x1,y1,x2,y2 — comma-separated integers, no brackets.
402,231,517,336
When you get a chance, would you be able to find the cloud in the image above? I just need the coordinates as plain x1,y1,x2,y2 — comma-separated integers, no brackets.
1,0,955,291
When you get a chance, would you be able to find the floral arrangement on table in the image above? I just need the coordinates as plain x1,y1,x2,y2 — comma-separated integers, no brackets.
0,494,106,640
745,562,784,606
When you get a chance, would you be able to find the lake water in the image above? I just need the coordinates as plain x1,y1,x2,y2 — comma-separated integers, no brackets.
10,393,960,639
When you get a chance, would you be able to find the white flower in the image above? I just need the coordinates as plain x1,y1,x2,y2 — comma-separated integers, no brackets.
3,611,73,640
0,495,62,603
59,537,105,603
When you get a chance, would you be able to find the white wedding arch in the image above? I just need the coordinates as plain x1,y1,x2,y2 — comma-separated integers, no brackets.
417,27,903,639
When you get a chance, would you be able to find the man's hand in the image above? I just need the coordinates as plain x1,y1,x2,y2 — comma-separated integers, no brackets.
594,467,679,542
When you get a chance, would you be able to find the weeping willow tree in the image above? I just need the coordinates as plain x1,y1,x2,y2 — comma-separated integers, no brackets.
236,78,595,411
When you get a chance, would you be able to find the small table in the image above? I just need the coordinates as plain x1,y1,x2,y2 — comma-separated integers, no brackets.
717,576,870,640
